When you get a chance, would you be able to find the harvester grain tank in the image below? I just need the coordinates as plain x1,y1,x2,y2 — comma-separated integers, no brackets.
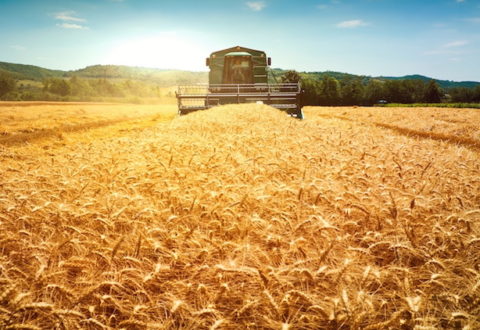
176,46,303,119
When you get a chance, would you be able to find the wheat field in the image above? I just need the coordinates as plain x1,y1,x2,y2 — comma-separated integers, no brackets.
0,103,177,146
0,103,479,329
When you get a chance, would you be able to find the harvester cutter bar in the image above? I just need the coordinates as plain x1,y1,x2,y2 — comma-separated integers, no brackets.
176,83,302,114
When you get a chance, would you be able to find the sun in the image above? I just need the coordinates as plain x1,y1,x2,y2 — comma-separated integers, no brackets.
103,32,208,70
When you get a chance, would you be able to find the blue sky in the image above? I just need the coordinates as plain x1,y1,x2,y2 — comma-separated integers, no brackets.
1,0,479,81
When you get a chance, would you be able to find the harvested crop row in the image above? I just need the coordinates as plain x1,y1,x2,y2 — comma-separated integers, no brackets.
306,106,480,145
0,104,479,329
0,103,177,136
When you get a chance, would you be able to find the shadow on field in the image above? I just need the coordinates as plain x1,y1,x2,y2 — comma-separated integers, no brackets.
0,113,175,146
316,114,480,151
0,119,127,146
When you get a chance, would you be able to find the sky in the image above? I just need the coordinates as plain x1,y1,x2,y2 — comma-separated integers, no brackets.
0,0,479,81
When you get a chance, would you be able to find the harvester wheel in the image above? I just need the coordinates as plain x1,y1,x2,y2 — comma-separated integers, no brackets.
289,109,304,119
296,109,304,120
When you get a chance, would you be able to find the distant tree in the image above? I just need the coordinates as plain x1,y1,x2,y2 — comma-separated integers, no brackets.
364,80,386,104
89,79,124,97
47,78,71,96
69,76,94,97
122,79,152,97
281,70,301,83
384,80,418,103
300,78,321,105
401,80,418,103
424,80,442,103
49,76,70,96
472,85,480,102
341,79,364,105
449,87,474,102
407,80,427,103
0,71,16,98
319,76,341,105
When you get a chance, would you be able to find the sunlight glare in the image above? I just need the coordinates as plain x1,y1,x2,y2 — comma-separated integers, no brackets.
103,32,208,70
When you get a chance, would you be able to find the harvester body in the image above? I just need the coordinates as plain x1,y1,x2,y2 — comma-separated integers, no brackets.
176,46,303,118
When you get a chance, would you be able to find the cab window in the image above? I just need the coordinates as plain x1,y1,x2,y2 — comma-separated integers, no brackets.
223,56,253,84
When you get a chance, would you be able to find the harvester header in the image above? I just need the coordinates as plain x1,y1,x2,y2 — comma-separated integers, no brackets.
176,46,303,119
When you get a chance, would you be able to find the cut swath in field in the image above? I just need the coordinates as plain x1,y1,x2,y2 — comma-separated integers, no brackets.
0,103,177,145
311,107,480,151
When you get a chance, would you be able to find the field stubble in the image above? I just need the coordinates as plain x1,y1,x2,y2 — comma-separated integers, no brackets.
0,104,479,329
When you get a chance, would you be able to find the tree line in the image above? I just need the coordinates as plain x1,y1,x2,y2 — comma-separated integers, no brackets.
41,76,162,98
1,69,480,105
0,72,166,101
280,71,480,106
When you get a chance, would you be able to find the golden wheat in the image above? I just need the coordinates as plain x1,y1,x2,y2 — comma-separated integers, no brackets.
0,103,479,328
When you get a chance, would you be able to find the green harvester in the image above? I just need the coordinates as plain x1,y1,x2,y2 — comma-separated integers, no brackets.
176,46,303,119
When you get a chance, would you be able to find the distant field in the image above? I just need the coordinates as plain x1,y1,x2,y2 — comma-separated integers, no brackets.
383,103,480,109
0,102,177,145
306,106,480,149
0,104,479,329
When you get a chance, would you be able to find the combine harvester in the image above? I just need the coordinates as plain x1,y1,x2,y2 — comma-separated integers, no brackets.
176,46,304,119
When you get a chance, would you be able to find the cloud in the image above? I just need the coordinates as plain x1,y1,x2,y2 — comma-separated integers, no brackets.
317,0,340,9
53,10,88,29
336,19,369,28
54,11,86,22
56,23,88,30
10,45,26,51
424,40,468,55
246,1,266,11
443,40,468,48
465,17,480,23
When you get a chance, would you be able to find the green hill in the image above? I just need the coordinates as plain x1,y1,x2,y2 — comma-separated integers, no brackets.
0,62,208,86
378,74,480,89
269,69,369,84
0,60,478,89
0,61,65,80
271,69,480,89
68,65,208,85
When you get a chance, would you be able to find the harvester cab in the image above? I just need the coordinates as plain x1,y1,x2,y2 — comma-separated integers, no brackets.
222,52,253,85
176,46,303,119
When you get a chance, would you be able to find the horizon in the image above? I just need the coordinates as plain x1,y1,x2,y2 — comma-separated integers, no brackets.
1,0,479,81
3,59,480,84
